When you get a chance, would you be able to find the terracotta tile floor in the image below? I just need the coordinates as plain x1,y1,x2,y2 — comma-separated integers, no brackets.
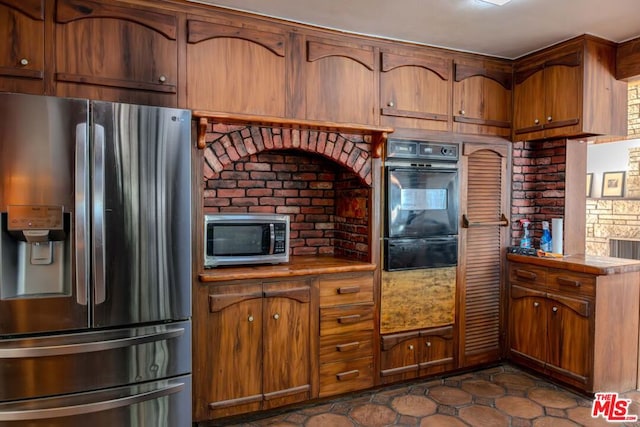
209,364,640,427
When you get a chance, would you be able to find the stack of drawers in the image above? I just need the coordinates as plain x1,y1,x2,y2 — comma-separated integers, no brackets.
318,271,375,397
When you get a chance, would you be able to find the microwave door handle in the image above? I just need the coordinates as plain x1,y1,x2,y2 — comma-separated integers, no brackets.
75,123,89,306
92,123,106,305
269,224,275,254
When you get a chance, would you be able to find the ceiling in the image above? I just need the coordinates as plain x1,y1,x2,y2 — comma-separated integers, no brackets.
189,0,640,59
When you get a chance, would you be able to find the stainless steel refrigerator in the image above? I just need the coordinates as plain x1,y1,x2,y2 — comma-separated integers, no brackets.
0,93,192,426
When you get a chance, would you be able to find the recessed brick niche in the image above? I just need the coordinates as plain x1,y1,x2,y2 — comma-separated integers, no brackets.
202,124,373,261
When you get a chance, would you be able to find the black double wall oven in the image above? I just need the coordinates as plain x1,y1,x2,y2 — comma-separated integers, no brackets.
383,139,459,271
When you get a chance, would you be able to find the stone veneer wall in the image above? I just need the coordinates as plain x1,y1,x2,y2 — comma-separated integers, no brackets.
586,147,640,256
511,140,566,246
202,124,372,261
628,82,640,138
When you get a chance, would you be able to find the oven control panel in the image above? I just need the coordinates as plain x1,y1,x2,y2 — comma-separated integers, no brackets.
387,139,458,161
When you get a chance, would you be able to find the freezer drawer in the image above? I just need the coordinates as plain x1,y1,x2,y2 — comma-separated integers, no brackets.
0,375,191,427
0,320,190,402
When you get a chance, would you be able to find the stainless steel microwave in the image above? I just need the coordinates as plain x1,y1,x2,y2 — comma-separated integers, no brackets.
204,213,290,267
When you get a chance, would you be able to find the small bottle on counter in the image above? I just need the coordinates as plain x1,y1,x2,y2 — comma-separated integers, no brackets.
540,221,552,252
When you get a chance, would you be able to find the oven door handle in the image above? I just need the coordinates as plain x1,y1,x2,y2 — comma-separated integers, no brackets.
462,214,509,228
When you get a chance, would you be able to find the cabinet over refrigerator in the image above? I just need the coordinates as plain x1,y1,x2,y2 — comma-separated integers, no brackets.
0,93,192,426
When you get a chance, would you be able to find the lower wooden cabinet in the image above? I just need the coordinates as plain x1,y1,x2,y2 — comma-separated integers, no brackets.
380,326,455,385
507,260,640,393
194,278,316,421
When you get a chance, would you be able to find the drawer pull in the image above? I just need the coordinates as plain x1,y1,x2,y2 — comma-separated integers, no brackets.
336,370,360,381
515,269,537,281
557,277,581,287
337,314,361,324
338,286,360,294
336,341,360,352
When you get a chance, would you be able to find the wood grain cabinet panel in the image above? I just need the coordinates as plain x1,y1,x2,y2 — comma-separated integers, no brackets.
507,261,639,393
195,278,314,422
186,17,287,116
513,35,626,141
0,0,45,94
54,0,178,106
304,37,377,125
452,57,512,137
379,49,451,131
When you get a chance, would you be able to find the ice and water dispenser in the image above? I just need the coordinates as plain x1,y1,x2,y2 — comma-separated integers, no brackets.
0,205,71,299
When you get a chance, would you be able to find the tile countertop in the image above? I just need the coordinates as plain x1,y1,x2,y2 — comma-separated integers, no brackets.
506,253,640,275
199,255,376,283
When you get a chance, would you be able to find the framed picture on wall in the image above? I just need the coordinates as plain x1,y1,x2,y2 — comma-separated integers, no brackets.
586,173,593,197
602,171,626,197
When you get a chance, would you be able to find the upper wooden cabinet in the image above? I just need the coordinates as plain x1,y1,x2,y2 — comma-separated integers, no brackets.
379,48,451,131
186,16,287,116
303,36,377,125
452,57,512,137
513,35,626,142
0,0,45,94
54,0,178,106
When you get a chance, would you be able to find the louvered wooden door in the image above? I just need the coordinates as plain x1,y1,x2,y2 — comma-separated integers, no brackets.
458,142,510,367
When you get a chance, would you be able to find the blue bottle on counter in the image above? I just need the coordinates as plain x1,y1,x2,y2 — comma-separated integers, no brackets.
540,221,552,252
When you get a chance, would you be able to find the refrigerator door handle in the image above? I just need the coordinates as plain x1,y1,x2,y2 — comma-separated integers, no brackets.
0,327,184,358
75,123,90,306
92,123,106,305
0,380,184,421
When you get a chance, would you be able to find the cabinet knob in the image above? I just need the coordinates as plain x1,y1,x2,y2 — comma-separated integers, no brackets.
425,341,432,347
547,116,553,122
459,110,465,115
552,306,558,313
388,101,394,107
534,119,540,125
273,313,280,320
159,75,167,83
19,58,29,66
533,302,540,308
408,344,414,350
248,315,254,322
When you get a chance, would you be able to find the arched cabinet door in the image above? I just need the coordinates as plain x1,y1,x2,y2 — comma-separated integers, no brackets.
0,0,45,94
186,15,287,117
55,0,178,106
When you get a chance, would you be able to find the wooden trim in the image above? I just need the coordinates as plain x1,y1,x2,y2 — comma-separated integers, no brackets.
193,111,393,152
0,66,43,80
380,330,420,350
263,286,310,303
336,370,360,381
453,115,511,129
381,51,449,80
616,36,640,80
454,63,512,89
380,364,419,377
544,118,579,130
514,63,544,85
208,393,262,409
55,73,177,93
1,0,44,20
418,357,454,369
380,107,448,122
462,213,509,228
462,142,509,157
307,40,375,71
263,384,310,401
545,51,581,68
515,124,545,134
208,291,263,313
336,341,361,352
187,20,286,57
55,0,177,40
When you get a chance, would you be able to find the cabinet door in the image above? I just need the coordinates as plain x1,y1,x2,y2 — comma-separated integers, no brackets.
0,0,45,94
513,65,545,140
204,283,263,420
542,55,582,139
262,280,311,409
509,285,547,367
186,17,286,116
380,333,420,384
452,58,512,137
304,37,377,124
418,326,455,376
546,292,592,384
380,50,450,131
55,0,178,106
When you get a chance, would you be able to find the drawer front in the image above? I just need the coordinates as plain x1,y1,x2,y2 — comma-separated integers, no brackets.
319,272,374,307
320,330,374,364
547,269,595,296
509,263,547,289
319,357,374,398
320,304,374,336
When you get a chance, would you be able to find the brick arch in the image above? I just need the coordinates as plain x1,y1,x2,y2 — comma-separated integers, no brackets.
202,123,373,186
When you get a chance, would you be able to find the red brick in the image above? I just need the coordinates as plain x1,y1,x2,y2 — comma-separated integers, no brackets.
230,197,258,206
276,206,300,214
312,199,334,206
248,206,275,213
293,247,318,255
274,189,299,197
272,163,298,172
292,129,301,148
247,189,273,197
259,197,285,205
301,207,326,214
217,188,245,198
300,230,324,238
204,198,230,207
282,128,292,148
286,198,311,206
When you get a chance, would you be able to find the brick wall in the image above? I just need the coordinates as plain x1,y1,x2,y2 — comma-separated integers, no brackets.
629,82,640,138
202,124,371,260
511,140,566,246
